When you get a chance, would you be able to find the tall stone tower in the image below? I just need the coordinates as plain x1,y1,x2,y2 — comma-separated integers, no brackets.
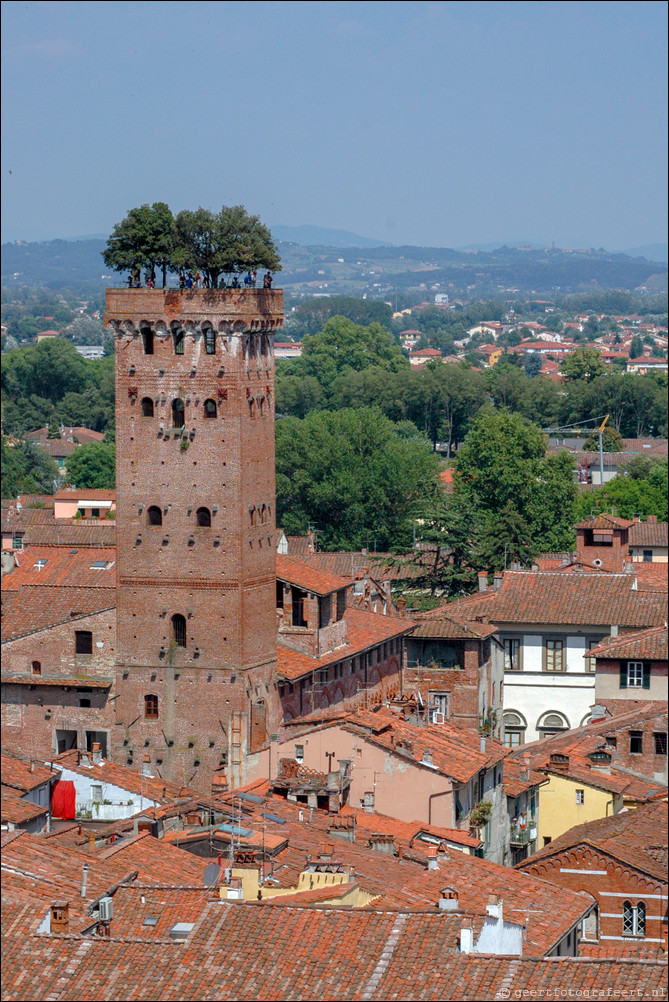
105,287,283,788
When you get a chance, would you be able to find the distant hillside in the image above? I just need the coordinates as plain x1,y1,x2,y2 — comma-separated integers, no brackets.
272,224,388,248
2,237,667,299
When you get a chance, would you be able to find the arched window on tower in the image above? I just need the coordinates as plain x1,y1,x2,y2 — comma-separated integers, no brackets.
171,614,187,648
141,328,154,355
173,326,185,355
147,506,162,526
204,328,216,354
196,507,211,527
144,694,159,719
203,399,217,419
172,398,185,428
141,397,154,417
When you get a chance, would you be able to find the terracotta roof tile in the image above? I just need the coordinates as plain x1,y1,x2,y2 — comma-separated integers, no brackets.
277,608,414,681
23,522,116,546
447,570,667,628
276,554,351,595
53,750,194,805
0,753,58,792
1,546,116,591
1,585,115,642
587,624,667,661
629,519,668,547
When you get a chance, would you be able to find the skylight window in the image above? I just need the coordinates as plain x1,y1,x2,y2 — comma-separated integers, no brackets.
90,560,108,570
33,559,48,570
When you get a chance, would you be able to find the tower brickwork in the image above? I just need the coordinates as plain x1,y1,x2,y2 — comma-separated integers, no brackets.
105,288,283,787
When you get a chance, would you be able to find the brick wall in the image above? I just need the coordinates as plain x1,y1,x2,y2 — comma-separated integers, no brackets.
279,652,402,722
521,845,667,949
108,288,284,785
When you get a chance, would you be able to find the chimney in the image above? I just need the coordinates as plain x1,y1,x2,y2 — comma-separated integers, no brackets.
425,844,439,871
478,571,488,593
486,893,503,920
88,832,95,853
610,625,619,638
29,760,35,773
91,742,102,764
50,901,69,934
460,922,474,954
590,704,607,723
480,736,486,753
79,751,91,768
81,863,89,898
439,887,459,911
142,754,152,778
493,572,503,591
522,752,531,782
549,753,569,774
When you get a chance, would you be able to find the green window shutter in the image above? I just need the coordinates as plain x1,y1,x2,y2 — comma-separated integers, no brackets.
619,663,627,689
642,663,651,690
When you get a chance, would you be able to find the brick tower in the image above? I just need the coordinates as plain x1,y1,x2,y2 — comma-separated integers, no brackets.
105,287,283,788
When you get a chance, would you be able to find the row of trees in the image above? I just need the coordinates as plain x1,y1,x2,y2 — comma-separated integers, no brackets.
276,325,668,449
102,203,281,288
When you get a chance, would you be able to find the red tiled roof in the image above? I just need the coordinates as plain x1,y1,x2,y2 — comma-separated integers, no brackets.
276,553,350,595
23,522,116,546
277,607,414,680
1,546,116,591
54,749,194,805
517,802,668,884
287,706,506,784
629,518,668,547
0,753,57,792
575,513,633,530
1,932,665,1002
502,755,548,797
54,488,116,501
1,585,115,642
587,624,667,661
446,571,667,629
410,614,498,640
0,789,49,825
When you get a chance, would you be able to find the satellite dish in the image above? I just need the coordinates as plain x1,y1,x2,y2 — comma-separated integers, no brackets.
203,862,221,887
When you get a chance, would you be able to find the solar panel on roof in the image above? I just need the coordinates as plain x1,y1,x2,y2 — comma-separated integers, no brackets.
236,792,264,803
261,812,286,825
216,822,254,838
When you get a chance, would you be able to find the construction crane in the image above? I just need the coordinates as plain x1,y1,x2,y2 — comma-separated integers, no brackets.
544,413,610,486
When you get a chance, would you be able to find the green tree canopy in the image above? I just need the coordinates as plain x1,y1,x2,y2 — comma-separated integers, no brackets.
1,437,59,497
300,316,407,388
102,202,176,287
561,347,606,382
454,409,576,553
65,441,116,489
583,426,624,452
574,460,668,522
173,205,281,287
275,407,440,550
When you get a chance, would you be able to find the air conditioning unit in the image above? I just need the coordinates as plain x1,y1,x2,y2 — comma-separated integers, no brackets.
98,896,113,921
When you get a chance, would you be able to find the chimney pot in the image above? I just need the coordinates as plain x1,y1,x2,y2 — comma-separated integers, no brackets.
81,863,89,898
478,571,488,592
92,742,102,764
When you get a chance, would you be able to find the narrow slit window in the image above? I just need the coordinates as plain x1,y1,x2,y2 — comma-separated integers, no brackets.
173,327,185,355
141,328,154,355
141,397,154,417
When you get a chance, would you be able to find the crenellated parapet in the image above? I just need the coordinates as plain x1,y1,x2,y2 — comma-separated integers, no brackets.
104,288,284,333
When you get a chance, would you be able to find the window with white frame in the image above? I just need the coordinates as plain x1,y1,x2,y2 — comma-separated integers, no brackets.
622,900,646,937
626,661,644,687
503,638,521,671
575,789,584,804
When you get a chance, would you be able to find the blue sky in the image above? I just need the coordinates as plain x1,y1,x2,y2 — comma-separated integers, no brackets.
1,0,667,249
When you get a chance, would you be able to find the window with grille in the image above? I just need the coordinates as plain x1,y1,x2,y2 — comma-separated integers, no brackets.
171,614,187,648
75,631,93,655
654,732,668,756
575,789,584,804
503,638,521,671
144,694,159,719
623,901,646,937
204,328,216,354
544,639,564,672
